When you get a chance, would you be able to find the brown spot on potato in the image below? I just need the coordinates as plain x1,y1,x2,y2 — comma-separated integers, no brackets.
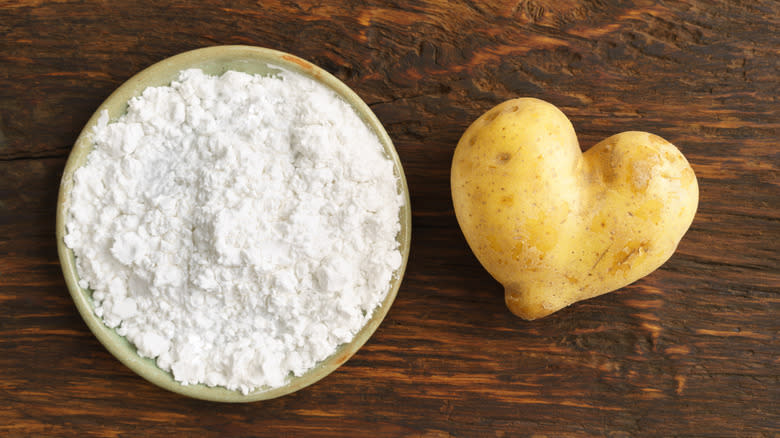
496,152,511,163
591,243,612,269
483,110,499,122
611,241,650,273
511,241,525,261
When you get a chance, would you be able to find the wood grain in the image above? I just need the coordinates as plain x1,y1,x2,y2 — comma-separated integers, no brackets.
1,0,777,436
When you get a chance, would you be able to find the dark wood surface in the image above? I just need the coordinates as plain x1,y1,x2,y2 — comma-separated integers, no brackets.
1,1,778,436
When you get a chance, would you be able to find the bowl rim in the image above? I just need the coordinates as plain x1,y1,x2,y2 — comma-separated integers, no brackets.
55,45,412,402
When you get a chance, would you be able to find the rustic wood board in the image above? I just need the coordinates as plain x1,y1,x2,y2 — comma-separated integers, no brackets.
1,1,777,436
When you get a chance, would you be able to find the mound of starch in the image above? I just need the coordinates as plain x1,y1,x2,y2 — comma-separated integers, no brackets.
64,68,403,394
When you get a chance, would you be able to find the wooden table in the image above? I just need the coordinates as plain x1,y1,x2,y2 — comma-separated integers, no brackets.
1,1,777,436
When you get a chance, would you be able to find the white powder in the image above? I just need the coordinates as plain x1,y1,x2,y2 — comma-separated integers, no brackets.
64,68,403,394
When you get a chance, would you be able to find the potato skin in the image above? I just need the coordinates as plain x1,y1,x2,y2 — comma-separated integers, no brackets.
451,98,698,320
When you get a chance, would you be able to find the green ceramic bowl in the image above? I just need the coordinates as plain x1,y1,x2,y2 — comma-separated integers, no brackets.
56,45,411,402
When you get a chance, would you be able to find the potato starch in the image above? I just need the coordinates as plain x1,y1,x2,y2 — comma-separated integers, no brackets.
64,68,403,394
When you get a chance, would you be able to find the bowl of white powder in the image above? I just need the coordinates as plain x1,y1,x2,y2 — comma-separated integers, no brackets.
56,45,411,401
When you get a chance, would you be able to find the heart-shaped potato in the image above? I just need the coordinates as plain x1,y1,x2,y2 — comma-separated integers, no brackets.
451,98,698,320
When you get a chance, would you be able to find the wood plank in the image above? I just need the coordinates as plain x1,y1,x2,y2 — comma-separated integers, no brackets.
0,0,777,436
